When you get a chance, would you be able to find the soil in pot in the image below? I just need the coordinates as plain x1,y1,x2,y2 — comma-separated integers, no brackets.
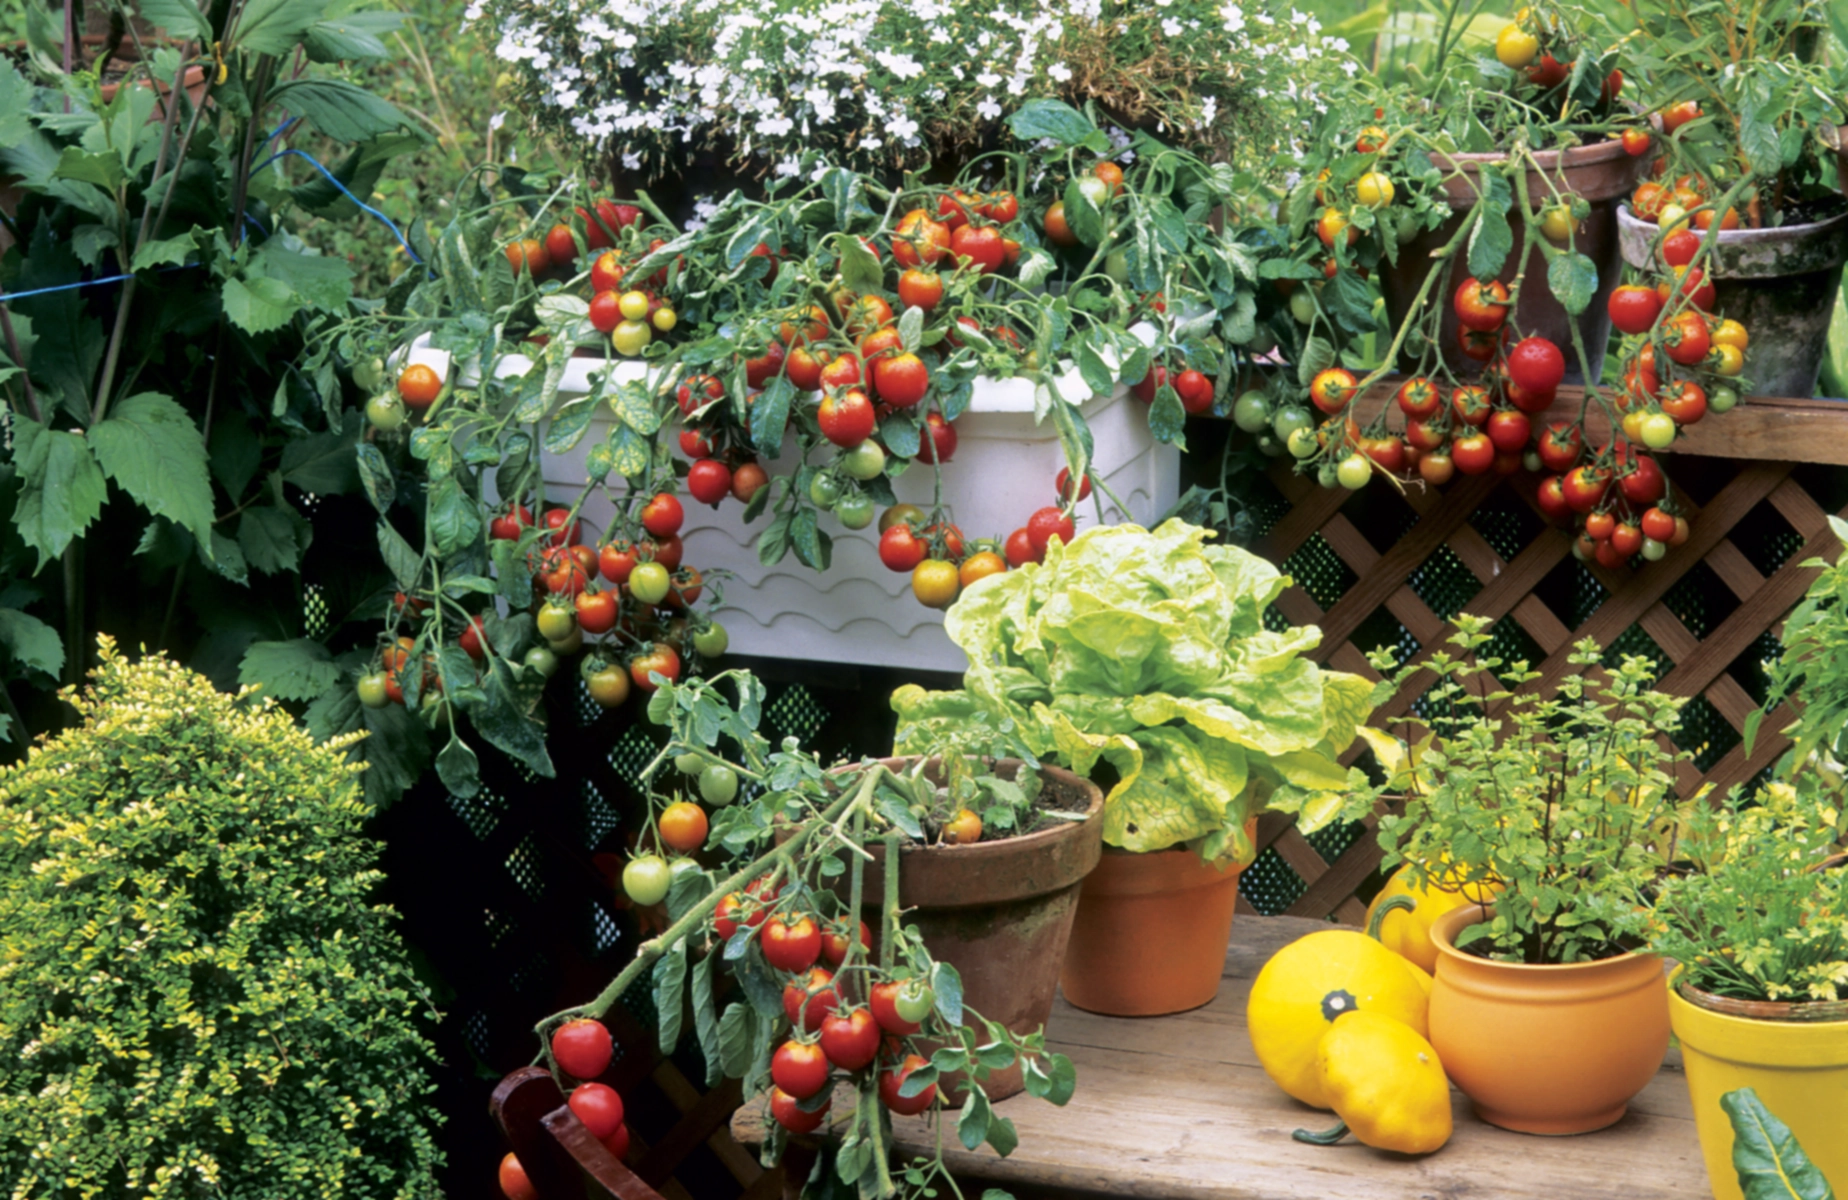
1379,139,1645,385
1058,820,1255,1017
1617,200,1848,399
1427,903,1670,1135
851,757,1104,1100
1669,975,1848,1200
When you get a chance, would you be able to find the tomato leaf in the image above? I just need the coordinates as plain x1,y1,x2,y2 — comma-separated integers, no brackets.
897,1062,939,1098
879,412,921,459
0,608,62,682
757,512,793,566
435,733,480,799
88,393,215,552
732,945,786,1019
1296,335,1335,387
608,377,662,435
1724,1087,1834,1200
839,233,883,295
238,506,308,575
237,638,339,701
930,961,964,1025
470,656,555,779
956,1088,990,1151
1005,99,1096,148
544,395,597,454
1546,251,1599,317
1148,384,1187,449
691,950,722,1086
1468,204,1514,282
653,941,688,1054
355,442,395,513
717,1002,753,1078
985,1113,1019,1158
789,508,831,571
750,375,795,457
1061,178,1104,248
279,411,362,494
426,476,482,558
1076,337,1113,396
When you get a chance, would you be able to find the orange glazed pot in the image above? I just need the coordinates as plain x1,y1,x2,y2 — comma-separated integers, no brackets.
1428,904,1670,1135
1058,830,1251,1017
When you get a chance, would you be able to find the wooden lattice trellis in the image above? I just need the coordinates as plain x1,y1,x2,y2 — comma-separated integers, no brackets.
1235,387,1848,927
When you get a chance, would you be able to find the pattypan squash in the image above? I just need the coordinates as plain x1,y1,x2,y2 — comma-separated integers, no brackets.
1293,1010,1453,1155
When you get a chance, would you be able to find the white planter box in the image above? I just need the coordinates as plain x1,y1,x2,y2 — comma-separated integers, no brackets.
400,342,1179,673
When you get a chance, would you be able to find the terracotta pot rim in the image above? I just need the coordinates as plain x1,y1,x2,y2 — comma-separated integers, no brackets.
843,755,1103,860
1673,973,1848,1023
1430,903,1657,972
1432,136,1632,172
1616,201,1848,245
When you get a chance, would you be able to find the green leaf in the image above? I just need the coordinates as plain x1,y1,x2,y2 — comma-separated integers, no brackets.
232,0,331,58
758,512,793,567
355,442,395,513
1739,111,1782,180
750,375,795,457
789,509,831,571
377,520,421,589
545,397,597,454
898,305,924,353
957,1089,990,1152
252,241,353,312
1724,1087,1835,1200
280,412,362,494
1468,206,1514,281
840,234,883,295
136,0,212,39
471,657,555,778
1296,336,1335,387
223,274,302,334
0,62,28,146
931,961,963,1025
53,147,125,191
238,506,308,574
692,951,722,1086
717,1003,753,1078
607,379,661,435
1077,337,1113,395
879,412,921,459
69,224,119,268
269,78,413,142
1149,385,1187,448
11,416,107,567
86,394,214,551
302,10,402,61
1006,99,1097,147
1045,1053,1077,1105
1545,252,1599,317
427,476,482,557
238,638,340,701
986,1113,1019,1158
655,942,688,1053
1061,178,1104,247
607,423,651,480
0,607,63,678
292,133,423,217
129,231,198,272
436,734,480,799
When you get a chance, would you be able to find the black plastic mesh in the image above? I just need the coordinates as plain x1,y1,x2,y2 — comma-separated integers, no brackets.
1409,543,1481,623
1603,624,1669,678
767,684,828,745
303,584,330,639
1467,484,1545,561
1281,533,1356,611
1239,819,1370,916
1676,692,1741,773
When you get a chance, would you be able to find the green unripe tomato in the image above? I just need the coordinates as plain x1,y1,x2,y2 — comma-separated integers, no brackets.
1641,537,1668,562
1271,405,1314,443
1076,176,1110,209
1231,391,1272,433
629,561,672,605
840,440,887,481
547,625,584,656
623,854,672,906
675,752,707,776
523,645,560,678
1245,329,1278,358
353,356,386,393
366,393,407,431
692,621,730,657
1104,251,1130,283
356,672,390,708
1317,461,1342,489
1336,453,1372,490
1708,385,1740,414
894,980,936,1023
835,492,875,529
1289,290,1317,325
1287,427,1320,459
699,764,740,806
1255,433,1284,456
809,473,844,508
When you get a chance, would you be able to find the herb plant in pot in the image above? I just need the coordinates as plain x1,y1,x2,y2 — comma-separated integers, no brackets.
893,519,1375,1016
1355,618,1692,1134
1649,524,1848,1198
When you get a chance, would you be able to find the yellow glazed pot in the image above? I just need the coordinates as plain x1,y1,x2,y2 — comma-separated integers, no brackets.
1428,904,1670,1134
1668,974,1848,1200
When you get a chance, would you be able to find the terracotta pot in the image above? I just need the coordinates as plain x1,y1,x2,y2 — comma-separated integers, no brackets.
1058,823,1254,1017
1378,138,1646,385
1428,903,1670,1134
99,62,209,109
852,757,1104,1100
1669,973,1848,1200
1618,202,1848,399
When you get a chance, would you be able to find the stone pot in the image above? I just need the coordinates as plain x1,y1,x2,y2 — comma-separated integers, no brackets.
850,757,1104,1100
1669,972,1848,1200
1618,202,1848,399
1428,903,1671,1135
1378,138,1646,384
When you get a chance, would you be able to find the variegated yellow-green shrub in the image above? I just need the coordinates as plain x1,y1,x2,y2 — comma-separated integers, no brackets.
892,520,1374,865
0,639,443,1199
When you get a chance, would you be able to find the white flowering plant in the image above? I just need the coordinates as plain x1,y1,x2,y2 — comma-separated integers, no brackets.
472,0,1352,182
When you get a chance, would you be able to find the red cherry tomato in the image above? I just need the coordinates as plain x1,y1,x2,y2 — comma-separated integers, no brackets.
771,1040,832,1100
819,1008,881,1072
567,1082,625,1140
551,1019,614,1080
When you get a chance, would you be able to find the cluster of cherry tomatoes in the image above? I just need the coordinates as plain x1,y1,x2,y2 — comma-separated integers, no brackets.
872,482,1081,610
712,885,941,1134
498,1019,632,1197
617,753,742,907
512,197,685,358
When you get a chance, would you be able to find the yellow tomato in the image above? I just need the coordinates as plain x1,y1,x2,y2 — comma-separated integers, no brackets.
612,319,653,357
1713,319,1749,351
1711,343,1745,377
911,559,960,609
1540,204,1576,243
652,306,678,332
618,290,651,321
1354,172,1395,208
1495,24,1539,69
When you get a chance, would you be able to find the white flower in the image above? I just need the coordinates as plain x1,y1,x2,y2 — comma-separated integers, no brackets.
1048,62,1072,82
1161,17,1181,35
489,111,506,131
890,114,920,141
1220,1,1245,32
976,95,1002,120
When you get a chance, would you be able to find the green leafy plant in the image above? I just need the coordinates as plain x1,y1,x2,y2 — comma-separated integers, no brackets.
1725,1087,1838,1200
538,668,1079,1200
1751,517,1848,774
1647,779,1848,1002
1351,615,1696,964
0,637,444,1198
0,0,430,787
890,519,1374,863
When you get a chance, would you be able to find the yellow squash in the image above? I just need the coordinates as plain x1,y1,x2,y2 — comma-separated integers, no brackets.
1365,863,1499,974
1293,1011,1453,1155
1247,925,1430,1109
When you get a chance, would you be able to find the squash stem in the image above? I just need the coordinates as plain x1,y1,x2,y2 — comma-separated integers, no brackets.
1292,1121,1351,1147
1365,893,1416,942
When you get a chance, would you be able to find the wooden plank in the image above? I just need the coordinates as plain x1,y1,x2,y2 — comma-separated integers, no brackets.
1701,673,1760,732
1255,469,1353,563
1265,827,1331,884
1509,594,1573,654
1283,821,1386,922
734,917,1709,1200
1524,463,1789,697
1704,540,1768,601
1768,475,1829,537
1309,472,1501,660
1332,896,1367,925
650,1062,763,1186
634,1076,747,1190
1272,586,1325,629
1325,378,1848,465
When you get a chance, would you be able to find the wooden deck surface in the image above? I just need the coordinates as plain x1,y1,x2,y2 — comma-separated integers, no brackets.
734,915,1710,1199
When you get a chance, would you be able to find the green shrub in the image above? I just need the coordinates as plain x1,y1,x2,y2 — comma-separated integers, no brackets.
0,639,444,1199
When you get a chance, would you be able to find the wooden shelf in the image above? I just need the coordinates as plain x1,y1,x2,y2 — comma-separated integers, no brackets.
734,916,1708,1200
